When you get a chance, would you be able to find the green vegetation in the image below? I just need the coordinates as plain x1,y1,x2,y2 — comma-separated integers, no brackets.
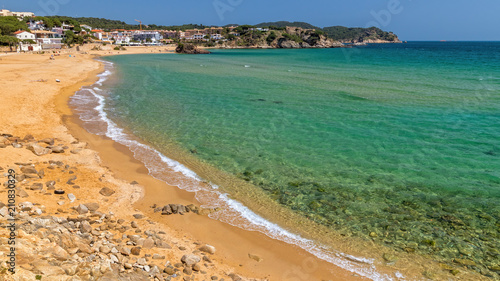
266,31,277,44
0,35,19,47
63,30,83,46
0,16,28,35
47,16,210,32
282,33,303,43
255,21,321,30
323,26,398,41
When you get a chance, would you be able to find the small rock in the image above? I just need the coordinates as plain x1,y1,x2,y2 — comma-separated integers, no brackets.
382,253,398,263
99,187,115,196
17,189,29,198
76,204,89,214
183,267,192,275
192,263,201,271
21,166,37,174
27,143,51,156
152,254,165,260
39,138,54,145
120,246,131,256
84,202,100,212
454,259,476,267
99,246,111,254
133,214,145,219
248,253,263,262
45,180,56,188
54,190,65,195
199,244,216,255
30,183,44,190
67,193,76,202
131,221,138,228
143,237,155,249
50,146,65,153
181,254,201,266
19,201,34,211
131,246,141,256
164,266,175,275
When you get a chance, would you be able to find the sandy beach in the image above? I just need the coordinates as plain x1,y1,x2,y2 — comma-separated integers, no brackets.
0,46,370,281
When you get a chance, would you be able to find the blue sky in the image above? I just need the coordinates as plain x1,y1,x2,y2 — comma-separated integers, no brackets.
3,0,500,41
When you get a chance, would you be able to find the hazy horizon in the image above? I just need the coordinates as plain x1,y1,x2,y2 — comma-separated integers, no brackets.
4,0,500,41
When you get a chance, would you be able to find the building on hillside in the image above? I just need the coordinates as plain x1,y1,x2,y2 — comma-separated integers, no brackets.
192,33,205,40
80,24,92,31
211,34,224,40
0,9,35,18
61,22,74,31
28,20,45,31
161,30,177,39
14,30,35,41
91,30,105,40
32,30,63,49
132,31,163,43
12,11,34,18
0,9,12,16
52,27,65,37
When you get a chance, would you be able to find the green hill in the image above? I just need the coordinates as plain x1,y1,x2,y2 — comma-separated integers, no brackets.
323,26,399,42
255,21,321,30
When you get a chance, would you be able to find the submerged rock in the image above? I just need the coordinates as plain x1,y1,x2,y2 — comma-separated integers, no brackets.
175,43,210,54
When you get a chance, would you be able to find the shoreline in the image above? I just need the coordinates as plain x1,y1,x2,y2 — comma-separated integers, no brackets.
64,54,367,280
0,48,366,280
1,46,490,281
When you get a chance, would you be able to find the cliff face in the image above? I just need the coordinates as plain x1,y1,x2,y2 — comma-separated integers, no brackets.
221,27,343,49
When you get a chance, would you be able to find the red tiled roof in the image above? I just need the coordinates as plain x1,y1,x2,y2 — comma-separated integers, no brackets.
14,30,30,35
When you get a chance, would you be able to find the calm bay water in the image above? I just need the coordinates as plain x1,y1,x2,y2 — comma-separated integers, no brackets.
74,42,500,279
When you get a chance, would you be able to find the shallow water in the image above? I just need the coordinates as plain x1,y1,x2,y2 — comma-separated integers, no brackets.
72,42,500,279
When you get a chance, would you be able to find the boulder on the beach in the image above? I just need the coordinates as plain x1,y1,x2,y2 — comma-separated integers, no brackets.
181,254,201,266
76,204,88,214
84,202,100,212
199,244,216,255
50,146,65,153
21,166,37,174
27,143,51,156
131,246,141,256
99,187,115,197
38,138,54,145
30,183,43,190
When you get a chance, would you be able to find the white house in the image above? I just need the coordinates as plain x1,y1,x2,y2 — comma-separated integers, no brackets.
211,34,224,40
80,24,92,31
14,30,35,41
114,35,131,45
28,20,45,31
192,33,205,40
17,42,42,52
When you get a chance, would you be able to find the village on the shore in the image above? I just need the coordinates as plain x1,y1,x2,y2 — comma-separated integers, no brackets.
0,8,258,52
1,8,402,53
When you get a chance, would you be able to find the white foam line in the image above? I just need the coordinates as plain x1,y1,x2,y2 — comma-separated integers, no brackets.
72,59,404,281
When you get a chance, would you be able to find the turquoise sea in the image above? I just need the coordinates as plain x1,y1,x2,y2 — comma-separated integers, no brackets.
72,42,500,279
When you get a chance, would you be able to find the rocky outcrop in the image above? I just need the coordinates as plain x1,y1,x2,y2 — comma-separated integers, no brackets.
175,43,211,54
